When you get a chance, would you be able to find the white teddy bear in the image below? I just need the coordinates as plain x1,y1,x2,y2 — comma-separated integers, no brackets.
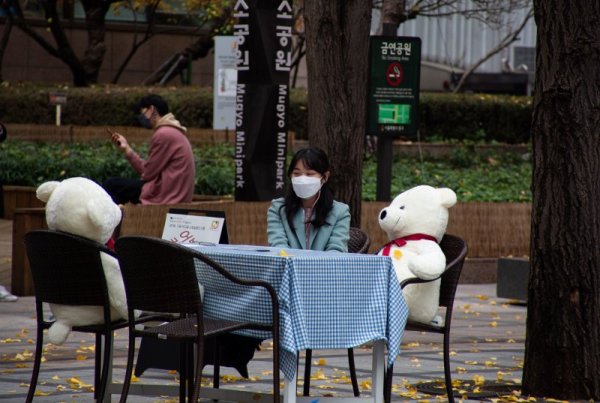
36,177,128,345
378,185,457,324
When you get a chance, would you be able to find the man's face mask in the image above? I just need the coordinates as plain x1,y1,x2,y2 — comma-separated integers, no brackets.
137,107,153,129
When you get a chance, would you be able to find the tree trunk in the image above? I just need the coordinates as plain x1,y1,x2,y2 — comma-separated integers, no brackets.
524,1,600,400
81,0,111,84
0,14,13,81
304,0,371,226
381,0,406,32
42,0,88,86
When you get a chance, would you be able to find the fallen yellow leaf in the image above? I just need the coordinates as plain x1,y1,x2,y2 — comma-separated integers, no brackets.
360,379,372,390
473,374,485,385
1,338,22,343
311,369,327,380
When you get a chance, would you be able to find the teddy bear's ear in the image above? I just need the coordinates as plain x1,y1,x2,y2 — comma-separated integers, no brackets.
36,181,60,203
87,199,121,229
438,188,457,208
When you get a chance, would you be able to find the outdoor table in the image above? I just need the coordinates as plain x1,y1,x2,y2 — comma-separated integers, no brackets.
191,244,409,402
107,244,409,403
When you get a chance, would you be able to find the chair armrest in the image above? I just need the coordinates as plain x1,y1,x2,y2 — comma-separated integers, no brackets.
400,274,443,288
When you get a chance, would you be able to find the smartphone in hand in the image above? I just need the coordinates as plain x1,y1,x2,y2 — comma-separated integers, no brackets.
106,127,120,146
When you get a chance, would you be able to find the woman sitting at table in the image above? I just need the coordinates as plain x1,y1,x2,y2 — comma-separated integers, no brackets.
267,147,350,252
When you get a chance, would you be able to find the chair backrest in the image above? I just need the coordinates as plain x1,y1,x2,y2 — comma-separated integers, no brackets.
115,236,203,315
348,227,371,254
438,234,468,308
24,230,114,307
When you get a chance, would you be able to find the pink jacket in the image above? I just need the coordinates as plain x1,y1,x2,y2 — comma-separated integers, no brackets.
126,114,195,204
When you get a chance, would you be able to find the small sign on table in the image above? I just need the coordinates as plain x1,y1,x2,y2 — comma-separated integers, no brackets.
161,209,229,245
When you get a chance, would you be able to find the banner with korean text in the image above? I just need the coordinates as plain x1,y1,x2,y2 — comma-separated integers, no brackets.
234,0,292,201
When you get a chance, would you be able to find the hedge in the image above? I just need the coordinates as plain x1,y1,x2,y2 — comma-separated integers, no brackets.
0,83,532,144
0,140,532,202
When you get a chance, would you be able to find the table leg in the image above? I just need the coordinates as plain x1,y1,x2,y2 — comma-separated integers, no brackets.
372,340,385,403
283,372,297,403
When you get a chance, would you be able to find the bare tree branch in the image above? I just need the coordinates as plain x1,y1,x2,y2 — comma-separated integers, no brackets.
112,0,161,83
452,6,534,93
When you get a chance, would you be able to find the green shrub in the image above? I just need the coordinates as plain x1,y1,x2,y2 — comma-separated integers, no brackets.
0,83,532,144
1,140,531,202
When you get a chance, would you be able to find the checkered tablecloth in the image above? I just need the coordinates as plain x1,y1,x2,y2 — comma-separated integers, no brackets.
189,244,409,381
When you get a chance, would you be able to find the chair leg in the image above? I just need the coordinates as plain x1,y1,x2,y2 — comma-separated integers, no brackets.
213,338,221,389
25,325,45,403
272,337,280,403
443,331,455,403
190,340,205,403
96,331,113,402
179,342,188,402
302,349,312,396
187,342,194,402
94,333,102,400
384,363,394,403
347,348,360,397
119,333,137,403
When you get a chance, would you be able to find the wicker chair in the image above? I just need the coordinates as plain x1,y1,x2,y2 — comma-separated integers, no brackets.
115,236,281,403
385,234,468,403
23,230,133,402
302,227,371,397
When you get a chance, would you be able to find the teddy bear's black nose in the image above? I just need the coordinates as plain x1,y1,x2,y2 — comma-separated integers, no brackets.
380,210,387,220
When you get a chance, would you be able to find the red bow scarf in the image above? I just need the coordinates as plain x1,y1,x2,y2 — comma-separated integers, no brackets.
379,233,438,256
106,237,116,251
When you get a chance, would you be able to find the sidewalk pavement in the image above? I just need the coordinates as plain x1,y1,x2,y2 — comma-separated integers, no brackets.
0,218,527,402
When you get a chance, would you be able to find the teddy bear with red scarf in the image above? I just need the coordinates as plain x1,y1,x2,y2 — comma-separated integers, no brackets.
378,185,457,325
36,177,129,344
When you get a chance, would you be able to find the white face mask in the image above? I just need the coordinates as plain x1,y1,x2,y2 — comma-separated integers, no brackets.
291,175,322,199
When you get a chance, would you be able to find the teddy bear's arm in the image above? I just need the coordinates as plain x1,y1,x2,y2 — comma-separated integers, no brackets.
407,241,447,280
100,252,129,319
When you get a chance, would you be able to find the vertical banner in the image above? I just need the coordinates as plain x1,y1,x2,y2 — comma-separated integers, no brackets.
213,36,238,130
234,0,292,201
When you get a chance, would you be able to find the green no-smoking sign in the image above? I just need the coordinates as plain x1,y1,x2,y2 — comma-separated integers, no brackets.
367,36,421,137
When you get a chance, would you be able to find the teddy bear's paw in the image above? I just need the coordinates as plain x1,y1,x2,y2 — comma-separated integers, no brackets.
48,322,72,345
408,255,446,280
430,315,444,326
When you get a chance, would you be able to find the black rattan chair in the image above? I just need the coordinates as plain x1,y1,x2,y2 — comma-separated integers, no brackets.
302,227,371,397
24,230,132,402
115,236,281,403
385,234,468,403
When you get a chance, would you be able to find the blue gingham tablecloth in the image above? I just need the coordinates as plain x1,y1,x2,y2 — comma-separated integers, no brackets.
188,244,409,381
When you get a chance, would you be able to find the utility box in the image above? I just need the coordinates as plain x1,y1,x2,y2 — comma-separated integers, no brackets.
451,72,529,95
496,257,529,301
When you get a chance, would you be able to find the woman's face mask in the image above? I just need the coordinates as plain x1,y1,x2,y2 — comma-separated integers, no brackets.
292,175,322,199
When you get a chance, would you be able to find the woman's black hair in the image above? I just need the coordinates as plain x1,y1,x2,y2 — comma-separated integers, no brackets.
282,147,334,229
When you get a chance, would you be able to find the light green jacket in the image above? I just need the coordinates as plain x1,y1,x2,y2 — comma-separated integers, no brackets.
267,197,350,252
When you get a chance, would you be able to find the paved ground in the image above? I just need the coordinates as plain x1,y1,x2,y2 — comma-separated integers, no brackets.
0,218,527,402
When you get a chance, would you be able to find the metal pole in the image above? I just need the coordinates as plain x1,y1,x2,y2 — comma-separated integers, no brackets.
375,23,399,202
375,136,393,201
